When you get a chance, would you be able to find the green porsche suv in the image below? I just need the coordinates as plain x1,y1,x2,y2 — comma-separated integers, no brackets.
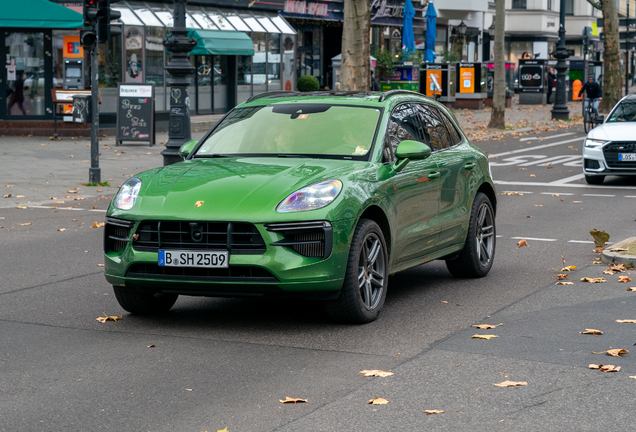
104,90,496,323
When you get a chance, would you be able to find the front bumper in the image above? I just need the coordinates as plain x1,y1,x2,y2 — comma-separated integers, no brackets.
583,144,636,176
104,218,355,298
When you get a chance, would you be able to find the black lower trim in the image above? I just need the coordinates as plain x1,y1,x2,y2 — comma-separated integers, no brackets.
126,263,279,283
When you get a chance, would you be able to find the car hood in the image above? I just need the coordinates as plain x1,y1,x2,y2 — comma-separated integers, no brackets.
132,157,369,222
588,122,636,141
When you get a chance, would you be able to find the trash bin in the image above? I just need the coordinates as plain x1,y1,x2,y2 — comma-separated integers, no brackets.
72,94,91,123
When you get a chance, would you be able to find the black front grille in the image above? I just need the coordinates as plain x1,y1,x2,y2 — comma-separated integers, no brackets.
265,221,333,259
104,217,135,253
133,221,266,255
126,263,278,282
603,142,636,168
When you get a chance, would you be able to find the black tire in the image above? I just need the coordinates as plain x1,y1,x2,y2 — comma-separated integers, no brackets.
585,175,604,185
325,219,388,324
113,286,178,314
446,192,496,278
583,109,591,133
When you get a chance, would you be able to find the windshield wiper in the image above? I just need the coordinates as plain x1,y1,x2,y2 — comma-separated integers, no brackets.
277,154,309,158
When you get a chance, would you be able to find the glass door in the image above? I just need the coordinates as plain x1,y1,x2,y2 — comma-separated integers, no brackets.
196,55,213,114
4,32,46,117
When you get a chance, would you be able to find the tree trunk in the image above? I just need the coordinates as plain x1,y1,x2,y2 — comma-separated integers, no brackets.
600,0,621,112
488,0,506,129
341,0,371,91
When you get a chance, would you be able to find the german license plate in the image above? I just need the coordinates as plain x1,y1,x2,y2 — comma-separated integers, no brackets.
619,153,636,161
158,250,229,268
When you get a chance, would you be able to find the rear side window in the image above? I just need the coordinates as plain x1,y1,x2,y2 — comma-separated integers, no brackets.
383,103,424,162
416,104,452,151
438,109,463,146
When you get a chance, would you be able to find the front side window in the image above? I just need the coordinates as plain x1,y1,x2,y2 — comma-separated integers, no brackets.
195,104,382,159
383,103,424,162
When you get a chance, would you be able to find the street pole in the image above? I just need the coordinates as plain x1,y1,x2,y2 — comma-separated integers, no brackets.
161,0,196,166
89,40,100,183
551,0,570,120
626,0,630,96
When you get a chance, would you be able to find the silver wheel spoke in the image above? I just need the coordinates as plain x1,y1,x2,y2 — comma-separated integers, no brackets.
358,267,365,285
369,275,383,288
477,206,487,227
481,230,494,239
363,281,373,308
367,240,381,266
480,240,490,262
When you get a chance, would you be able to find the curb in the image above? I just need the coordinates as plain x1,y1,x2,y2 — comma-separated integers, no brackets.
601,236,636,266
472,126,536,141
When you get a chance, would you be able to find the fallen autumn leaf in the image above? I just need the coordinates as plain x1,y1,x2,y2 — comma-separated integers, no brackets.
279,397,308,404
580,277,606,283
367,398,389,405
96,313,122,323
580,329,603,335
616,319,636,323
359,370,394,377
517,239,529,248
424,410,445,415
492,381,527,388
472,334,498,340
606,349,628,357
619,276,632,283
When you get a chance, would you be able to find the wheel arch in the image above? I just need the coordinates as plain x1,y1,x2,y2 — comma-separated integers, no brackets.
477,182,497,215
358,205,392,259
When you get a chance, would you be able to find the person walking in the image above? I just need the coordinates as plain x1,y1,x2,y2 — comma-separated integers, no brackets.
7,70,27,115
546,66,556,104
578,74,603,119
370,70,380,91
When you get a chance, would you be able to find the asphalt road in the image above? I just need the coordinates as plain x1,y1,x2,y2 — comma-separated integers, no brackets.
2,124,636,431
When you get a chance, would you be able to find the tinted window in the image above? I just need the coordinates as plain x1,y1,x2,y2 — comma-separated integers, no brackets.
383,103,424,161
439,109,463,145
416,104,452,151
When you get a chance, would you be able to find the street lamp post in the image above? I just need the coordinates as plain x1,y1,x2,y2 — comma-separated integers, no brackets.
161,0,196,166
551,0,570,120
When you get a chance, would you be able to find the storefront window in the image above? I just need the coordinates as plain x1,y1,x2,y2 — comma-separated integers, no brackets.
238,55,252,104
145,26,164,111
98,33,122,113
268,34,281,90
252,33,267,94
214,55,228,113
5,32,45,116
509,41,533,65
52,30,84,90
124,26,144,83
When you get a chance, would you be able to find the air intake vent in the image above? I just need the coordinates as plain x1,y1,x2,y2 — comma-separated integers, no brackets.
265,221,333,259
104,217,135,253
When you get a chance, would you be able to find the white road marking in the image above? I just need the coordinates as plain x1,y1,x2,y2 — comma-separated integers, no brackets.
17,205,107,212
488,137,584,159
625,196,636,198
510,237,557,242
582,193,615,197
540,192,574,195
568,240,594,244
493,180,636,189
519,132,575,142
490,154,581,167
502,191,534,194
549,173,586,184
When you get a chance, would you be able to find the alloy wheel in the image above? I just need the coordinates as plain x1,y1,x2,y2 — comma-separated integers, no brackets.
475,203,495,267
357,233,386,310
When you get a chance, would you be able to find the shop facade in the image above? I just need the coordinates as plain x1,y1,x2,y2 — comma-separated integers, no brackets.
281,0,427,89
1,0,296,123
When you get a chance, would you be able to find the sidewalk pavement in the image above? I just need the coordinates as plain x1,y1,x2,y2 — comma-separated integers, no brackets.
452,95,584,142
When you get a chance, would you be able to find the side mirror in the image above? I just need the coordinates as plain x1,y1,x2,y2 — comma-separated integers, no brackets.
178,140,198,159
393,140,432,172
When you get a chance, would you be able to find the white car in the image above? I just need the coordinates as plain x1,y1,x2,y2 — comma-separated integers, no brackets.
582,95,636,185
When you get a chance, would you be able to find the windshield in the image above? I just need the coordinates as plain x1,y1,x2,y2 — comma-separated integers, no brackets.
608,100,636,122
194,104,382,159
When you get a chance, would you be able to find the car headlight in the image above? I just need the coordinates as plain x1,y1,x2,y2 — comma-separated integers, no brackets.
113,177,142,210
276,179,342,213
585,138,608,148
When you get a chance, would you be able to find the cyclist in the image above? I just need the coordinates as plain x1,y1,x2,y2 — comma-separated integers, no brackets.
578,74,603,119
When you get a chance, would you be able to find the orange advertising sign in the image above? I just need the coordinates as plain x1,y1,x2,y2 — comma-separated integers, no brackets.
425,70,442,97
63,104,73,114
459,67,475,93
63,36,83,58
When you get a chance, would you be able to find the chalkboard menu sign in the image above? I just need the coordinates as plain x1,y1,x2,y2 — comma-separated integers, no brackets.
116,84,155,146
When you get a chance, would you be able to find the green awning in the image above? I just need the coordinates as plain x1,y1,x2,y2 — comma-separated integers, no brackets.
187,29,254,56
0,0,83,28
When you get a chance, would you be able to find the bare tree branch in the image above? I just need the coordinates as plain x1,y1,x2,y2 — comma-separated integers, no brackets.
585,0,602,10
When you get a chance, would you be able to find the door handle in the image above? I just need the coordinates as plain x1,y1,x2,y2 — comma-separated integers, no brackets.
464,162,476,170
428,171,441,179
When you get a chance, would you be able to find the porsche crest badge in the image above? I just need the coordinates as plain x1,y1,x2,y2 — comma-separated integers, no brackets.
195,201,204,207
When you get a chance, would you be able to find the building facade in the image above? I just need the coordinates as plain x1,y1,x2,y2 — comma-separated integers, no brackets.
2,0,297,123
